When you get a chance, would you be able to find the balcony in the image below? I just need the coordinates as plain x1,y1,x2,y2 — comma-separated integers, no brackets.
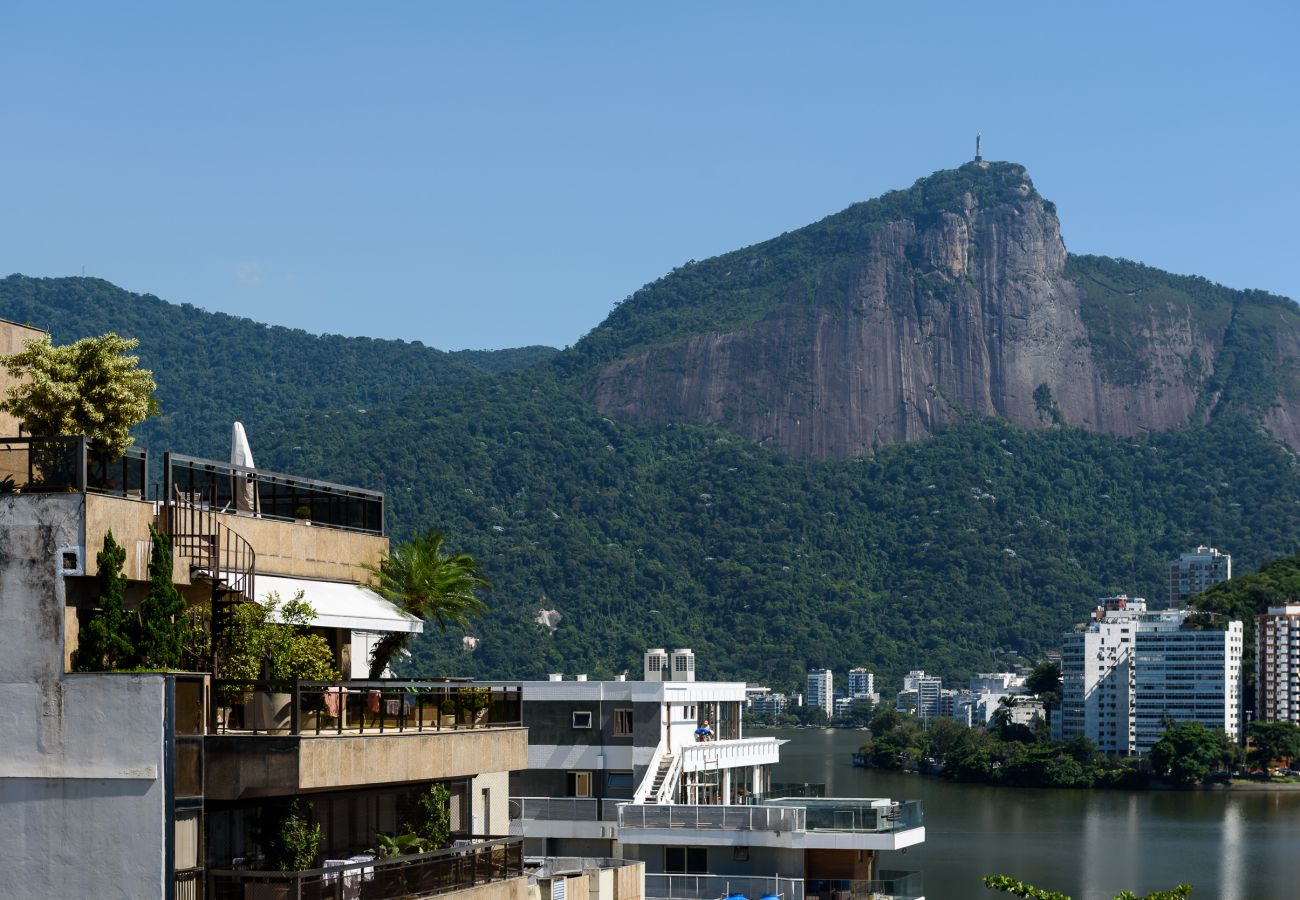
166,452,384,535
205,681,527,799
617,799,924,851
643,871,924,900
509,797,624,841
0,436,146,496
679,736,782,772
210,836,522,900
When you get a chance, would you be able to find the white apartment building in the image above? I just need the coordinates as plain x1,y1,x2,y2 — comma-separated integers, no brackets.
806,669,833,717
1134,619,1243,753
1062,596,1243,755
1256,605,1300,724
898,670,943,719
1169,545,1231,607
848,668,875,697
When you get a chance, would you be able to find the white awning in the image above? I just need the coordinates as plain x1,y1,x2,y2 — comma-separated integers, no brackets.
254,574,424,634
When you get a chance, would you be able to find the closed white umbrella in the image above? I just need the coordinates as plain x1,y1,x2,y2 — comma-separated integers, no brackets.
231,421,260,516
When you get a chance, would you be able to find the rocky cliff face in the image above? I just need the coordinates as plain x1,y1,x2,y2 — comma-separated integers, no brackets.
581,163,1297,458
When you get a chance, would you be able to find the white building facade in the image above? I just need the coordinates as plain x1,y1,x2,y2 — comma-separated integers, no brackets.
1062,596,1243,755
806,669,833,718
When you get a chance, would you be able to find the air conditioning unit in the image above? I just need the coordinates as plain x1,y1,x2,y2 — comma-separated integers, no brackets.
644,649,668,682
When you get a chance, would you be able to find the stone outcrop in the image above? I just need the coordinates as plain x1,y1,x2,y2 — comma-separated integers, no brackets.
583,164,1291,458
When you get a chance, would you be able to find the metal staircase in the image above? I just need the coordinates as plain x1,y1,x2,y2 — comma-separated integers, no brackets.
165,485,256,675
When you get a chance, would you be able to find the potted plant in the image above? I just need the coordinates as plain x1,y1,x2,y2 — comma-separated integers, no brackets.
439,698,457,728
294,505,312,525
249,799,322,898
221,591,338,733
458,686,491,726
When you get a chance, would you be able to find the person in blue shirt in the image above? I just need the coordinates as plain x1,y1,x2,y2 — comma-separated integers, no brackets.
694,719,713,742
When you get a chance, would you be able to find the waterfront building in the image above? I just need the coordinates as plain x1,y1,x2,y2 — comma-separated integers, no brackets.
0,321,528,900
1061,595,1243,755
509,657,926,900
1256,604,1300,724
1169,545,1231,607
806,668,833,718
745,684,788,715
897,671,943,719
848,667,875,698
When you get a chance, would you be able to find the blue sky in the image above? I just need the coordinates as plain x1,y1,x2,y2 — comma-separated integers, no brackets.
2,3,1296,350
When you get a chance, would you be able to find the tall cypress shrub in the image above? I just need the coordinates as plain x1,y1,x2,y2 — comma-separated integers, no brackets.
137,526,187,669
75,530,135,670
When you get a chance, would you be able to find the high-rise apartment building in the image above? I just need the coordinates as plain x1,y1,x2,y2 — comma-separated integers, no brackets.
1062,595,1243,755
848,668,875,697
1169,545,1231,607
1256,605,1300,724
806,669,834,717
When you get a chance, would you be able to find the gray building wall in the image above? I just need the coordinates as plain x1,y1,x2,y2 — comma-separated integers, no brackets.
0,494,170,900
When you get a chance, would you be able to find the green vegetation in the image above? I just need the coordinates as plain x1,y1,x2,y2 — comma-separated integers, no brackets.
263,799,322,871
0,332,158,455
858,707,1149,789
1148,723,1241,786
363,531,490,678
1246,720,1300,770
75,531,135,671
252,357,1300,691
218,591,338,682
982,874,1192,899
135,527,188,669
0,275,556,459
559,162,1042,375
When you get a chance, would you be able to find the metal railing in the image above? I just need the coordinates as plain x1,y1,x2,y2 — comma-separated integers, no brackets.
808,871,925,900
209,836,521,900
166,452,384,535
0,436,147,497
645,874,804,900
763,798,924,833
509,797,624,822
618,803,805,832
212,680,523,736
621,799,923,835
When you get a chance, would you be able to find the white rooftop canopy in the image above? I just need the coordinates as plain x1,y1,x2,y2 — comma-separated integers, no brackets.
254,574,423,634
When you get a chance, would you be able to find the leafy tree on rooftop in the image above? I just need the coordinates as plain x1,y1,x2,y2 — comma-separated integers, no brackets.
136,527,189,670
75,531,135,671
0,332,158,456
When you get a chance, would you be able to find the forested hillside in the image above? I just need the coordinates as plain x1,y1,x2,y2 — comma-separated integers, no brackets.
0,275,556,456
7,161,1300,695
252,365,1300,691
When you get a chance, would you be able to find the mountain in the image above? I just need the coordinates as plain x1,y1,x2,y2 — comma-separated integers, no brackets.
568,162,1300,458
0,275,557,457
5,160,1300,692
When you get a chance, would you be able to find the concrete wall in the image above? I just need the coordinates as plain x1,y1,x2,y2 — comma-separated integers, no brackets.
219,512,387,582
205,727,529,800
455,876,528,900
0,319,46,436
472,769,511,836
0,490,171,899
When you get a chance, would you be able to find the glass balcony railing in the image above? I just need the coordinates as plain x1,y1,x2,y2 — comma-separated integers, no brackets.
621,799,923,835
0,436,146,497
212,679,522,736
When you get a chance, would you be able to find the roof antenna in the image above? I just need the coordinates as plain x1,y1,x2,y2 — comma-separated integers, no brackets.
975,133,982,163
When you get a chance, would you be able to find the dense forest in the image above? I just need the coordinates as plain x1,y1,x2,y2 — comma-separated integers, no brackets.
248,361,1300,691
6,162,1300,695
0,275,556,457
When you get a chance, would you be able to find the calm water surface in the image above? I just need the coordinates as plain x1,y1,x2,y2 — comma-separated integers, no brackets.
756,727,1300,900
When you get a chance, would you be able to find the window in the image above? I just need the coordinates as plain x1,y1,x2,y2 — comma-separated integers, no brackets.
614,709,634,736
572,710,592,729
607,771,634,795
732,847,749,862
567,771,592,797
664,846,708,874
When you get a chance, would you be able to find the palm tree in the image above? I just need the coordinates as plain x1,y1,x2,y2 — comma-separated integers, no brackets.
363,531,490,678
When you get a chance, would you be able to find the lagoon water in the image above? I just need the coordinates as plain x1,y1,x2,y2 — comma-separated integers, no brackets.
756,727,1300,900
